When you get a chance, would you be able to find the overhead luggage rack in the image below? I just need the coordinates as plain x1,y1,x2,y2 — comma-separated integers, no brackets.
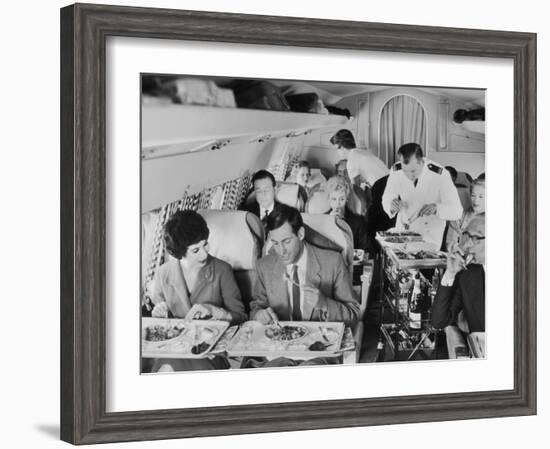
141,104,350,159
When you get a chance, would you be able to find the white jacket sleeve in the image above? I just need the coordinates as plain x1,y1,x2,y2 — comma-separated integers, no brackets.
436,171,463,220
382,171,400,218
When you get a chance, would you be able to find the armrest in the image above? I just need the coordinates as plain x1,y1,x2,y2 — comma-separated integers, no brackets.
444,325,469,359
359,260,374,319
343,322,364,364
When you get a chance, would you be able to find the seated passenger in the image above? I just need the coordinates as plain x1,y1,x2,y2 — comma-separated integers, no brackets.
432,214,485,333
249,205,360,367
335,159,349,179
287,160,321,209
149,210,247,371
241,169,281,222
446,176,485,253
325,175,369,253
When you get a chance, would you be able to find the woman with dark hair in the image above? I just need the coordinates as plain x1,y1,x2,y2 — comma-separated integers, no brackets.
149,209,247,371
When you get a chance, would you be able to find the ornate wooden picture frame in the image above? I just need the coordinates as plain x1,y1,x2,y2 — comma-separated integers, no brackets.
60,3,536,444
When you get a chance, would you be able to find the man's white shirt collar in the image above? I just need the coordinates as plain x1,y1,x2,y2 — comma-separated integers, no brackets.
260,203,275,218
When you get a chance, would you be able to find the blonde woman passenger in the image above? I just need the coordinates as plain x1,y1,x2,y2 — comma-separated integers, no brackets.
325,175,369,253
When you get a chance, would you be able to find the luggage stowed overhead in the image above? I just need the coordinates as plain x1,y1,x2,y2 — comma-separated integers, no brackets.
141,76,352,213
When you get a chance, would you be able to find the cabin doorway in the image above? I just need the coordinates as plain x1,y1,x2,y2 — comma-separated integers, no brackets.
379,95,427,167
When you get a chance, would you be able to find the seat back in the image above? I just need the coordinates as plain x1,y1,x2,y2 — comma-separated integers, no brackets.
305,190,330,214
197,210,264,310
301,213,354,272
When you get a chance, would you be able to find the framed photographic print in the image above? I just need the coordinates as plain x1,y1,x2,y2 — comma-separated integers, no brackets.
60,3,536,445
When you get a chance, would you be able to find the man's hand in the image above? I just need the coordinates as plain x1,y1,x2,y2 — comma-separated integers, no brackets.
301,286,323,310
151,301,169,318
418,203,437,217
254,307,279,325
446,251,466,277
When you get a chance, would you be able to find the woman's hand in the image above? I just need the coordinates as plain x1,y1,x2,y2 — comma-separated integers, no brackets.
151,301,169,318
186,303,231,321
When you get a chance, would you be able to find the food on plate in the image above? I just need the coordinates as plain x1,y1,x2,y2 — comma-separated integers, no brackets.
308,341,331,351
393,249,445,260
191,342,211,354
383,236,409,244
144,323,185,342
380,231,422,237
265,325,308,341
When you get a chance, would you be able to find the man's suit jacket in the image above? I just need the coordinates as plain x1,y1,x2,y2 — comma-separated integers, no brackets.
431,264,485,333
250,243,360,326
241,199,282,220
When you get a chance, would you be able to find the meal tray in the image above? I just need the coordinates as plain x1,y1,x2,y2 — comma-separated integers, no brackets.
226,321,345,358
376,233,447,269
142,317,229,359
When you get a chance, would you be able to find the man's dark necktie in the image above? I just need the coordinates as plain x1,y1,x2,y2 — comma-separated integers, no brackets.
291,264,302,321
413,179,418,188
262,209,269,225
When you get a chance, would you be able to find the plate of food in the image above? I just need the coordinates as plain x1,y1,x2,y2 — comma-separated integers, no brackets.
226,321,346,358
141,317,229,359
265,324,309,342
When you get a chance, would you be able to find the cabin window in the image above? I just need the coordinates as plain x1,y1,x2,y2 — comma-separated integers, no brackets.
379,95,427,166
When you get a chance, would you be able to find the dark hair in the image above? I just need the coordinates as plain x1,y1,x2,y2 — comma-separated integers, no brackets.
296,160,310,170
265,204,303,236
453,109,468,124
252,169,276,188
164,210,209,259
445,166,458,182
329,129,356,149
476,172,485,181
397,142,423,163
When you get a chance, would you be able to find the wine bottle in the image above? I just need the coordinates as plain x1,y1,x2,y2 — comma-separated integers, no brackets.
409,272,422,329
397,270,412,313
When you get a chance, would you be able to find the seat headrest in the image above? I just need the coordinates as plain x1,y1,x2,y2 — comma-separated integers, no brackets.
198,209,263,270
306,190,330,214
275,182,301,208
301,213,354,267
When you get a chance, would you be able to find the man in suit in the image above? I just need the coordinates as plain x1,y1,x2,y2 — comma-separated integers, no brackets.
248,204,360,367
241,169,281,223
250,204,360,326
432,214,485,333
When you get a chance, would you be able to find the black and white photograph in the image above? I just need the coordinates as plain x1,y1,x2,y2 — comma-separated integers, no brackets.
140,74,486,373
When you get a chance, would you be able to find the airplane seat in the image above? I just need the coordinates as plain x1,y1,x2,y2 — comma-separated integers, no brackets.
141,209,264,311
309,168,328,190
300,213,366,364
457,186,473,212
455,171,473,212
197,209,264,310
305,190,330,214
244,181,304,210
275,182,304,210
286,167,327,187
300,213,354,275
